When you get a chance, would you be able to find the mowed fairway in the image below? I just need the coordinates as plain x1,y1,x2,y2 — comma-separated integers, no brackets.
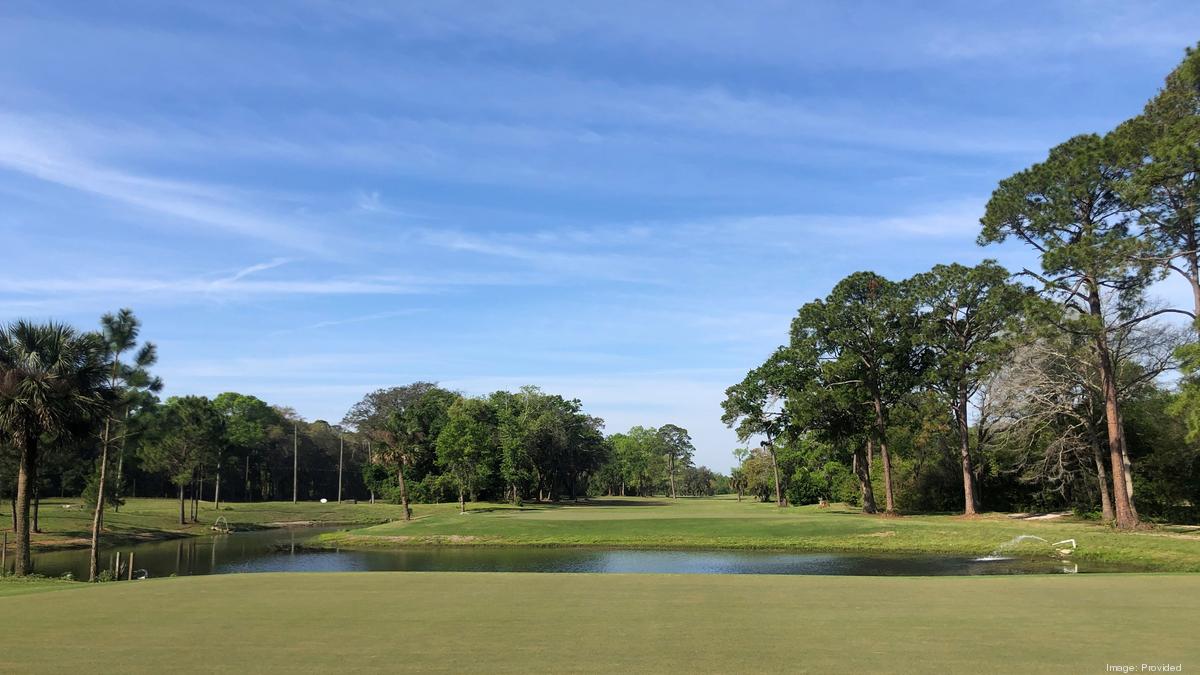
2,572,1198,673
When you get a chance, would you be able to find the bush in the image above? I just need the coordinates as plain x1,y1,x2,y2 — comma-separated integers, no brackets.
786,468,824,506
786,462,859,506
824,462,860,504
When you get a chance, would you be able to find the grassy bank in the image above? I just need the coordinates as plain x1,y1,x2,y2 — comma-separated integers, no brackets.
7,496,1200,571
315,496,1200,571
0,497,414,551
0,576,80,598
1,572,1197,672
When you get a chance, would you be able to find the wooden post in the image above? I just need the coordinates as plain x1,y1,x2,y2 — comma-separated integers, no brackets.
114,551,121,578
127,552,134,581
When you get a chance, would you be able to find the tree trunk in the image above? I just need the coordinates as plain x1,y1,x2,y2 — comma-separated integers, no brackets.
13,432,36,576
178,484,186,525
1118,414,1136,510
32,483,39,534
214,461,222,512
767,440,783,507
853,442,877,514
668,455,677,499
89,417,113,582
397,462,411,520
1089,428,1114,522
191,472,199,523
292,424,298,504
1089,284,1139,529
1187,234,1200,330
873,398,896,513
955,388,978,516
114,408,130,513
459,487,465,514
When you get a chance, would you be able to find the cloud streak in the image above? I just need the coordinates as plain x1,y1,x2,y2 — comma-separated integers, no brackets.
0,115,335,253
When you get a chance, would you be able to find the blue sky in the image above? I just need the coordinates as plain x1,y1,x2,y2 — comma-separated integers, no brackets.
2,1,1197,471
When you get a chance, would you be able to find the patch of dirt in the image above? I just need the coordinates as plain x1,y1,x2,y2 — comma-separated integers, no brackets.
861,530,896,538
1007,512,1070,521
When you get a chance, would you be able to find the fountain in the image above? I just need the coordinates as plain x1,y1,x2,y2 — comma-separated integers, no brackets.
976,535,1076,562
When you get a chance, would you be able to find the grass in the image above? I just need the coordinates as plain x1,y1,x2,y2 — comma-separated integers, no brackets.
7,496,1200,571
0,576,80,598
1,572,1197,672
0,497,415,551
314,496,1200,572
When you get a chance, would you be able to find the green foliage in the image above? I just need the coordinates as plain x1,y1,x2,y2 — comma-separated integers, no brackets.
361,463,394,502
139,396,224,489
82,468,124,510
980,132,1154,318
436,397,500,506
213,392,280,456
1117,43,1200,307
910,261,1029,401
786,467,824,506
0,321,113,451
607,426,667,496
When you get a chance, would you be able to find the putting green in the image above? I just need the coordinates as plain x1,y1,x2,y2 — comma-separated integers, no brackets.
2,572,1197,673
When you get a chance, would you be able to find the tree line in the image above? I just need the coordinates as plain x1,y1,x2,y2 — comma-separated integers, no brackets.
723,45,1200,530
0,321,725,578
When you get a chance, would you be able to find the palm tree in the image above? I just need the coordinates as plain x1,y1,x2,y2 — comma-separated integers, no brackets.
89,309,160,582
0,321,111,576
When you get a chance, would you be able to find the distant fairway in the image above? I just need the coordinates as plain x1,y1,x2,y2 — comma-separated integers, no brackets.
2,572,1197,673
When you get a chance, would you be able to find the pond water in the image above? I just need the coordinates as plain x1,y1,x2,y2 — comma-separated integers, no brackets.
26,527,1122,579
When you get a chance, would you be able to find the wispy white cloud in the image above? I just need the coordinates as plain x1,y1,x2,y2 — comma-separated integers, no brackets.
223,258,293,282
0,274,431,298
269,309,428,335
0,115,335,253
418,228,665,283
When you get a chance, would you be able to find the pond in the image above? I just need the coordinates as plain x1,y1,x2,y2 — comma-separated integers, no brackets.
28,528,1120,579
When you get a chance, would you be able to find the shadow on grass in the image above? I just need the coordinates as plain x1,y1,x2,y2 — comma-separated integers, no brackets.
465,499,671,514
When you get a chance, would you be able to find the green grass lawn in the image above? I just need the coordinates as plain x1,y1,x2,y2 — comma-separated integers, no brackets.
317,496,1200,571
1,572,1197,673
0,497,415,551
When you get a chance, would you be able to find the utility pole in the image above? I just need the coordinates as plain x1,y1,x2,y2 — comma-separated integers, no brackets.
337,433,344,503
292,423,298,504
